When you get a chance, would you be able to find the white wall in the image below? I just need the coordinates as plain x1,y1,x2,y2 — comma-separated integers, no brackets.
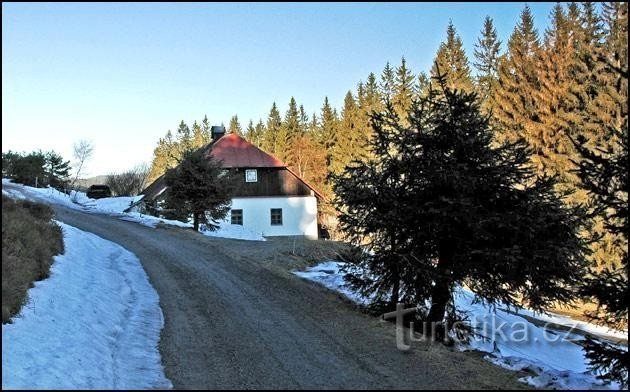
225,196,318,239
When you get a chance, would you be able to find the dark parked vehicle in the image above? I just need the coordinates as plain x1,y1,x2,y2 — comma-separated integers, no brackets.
86,184,112,199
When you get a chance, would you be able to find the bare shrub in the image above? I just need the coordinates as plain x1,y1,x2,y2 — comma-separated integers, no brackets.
105,163,150,196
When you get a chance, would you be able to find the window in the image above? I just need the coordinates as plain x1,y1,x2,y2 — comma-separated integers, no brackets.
245,169,258,183
270,208,282,226
231,209,243,225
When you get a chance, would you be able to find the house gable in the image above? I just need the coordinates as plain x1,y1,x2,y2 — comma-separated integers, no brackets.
141,133,322,201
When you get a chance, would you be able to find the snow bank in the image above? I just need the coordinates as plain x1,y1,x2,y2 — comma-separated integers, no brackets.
2,179,265,241
92,195,143,214
2,222,172,389
293,260,627,390
293,261,365,303
200,222,266,241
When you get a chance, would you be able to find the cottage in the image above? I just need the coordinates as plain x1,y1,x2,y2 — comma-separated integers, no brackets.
141,126,322,239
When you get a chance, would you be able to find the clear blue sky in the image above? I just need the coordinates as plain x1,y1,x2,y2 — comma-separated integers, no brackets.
2,2,557,176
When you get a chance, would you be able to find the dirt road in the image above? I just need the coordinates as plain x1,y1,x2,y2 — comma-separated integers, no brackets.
17,191,526,389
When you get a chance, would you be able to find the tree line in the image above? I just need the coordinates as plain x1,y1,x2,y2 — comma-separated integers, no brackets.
148,3,625,216
2,150,71,190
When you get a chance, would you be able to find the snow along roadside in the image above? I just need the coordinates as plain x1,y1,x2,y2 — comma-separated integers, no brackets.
294,261,626,390
2,178,266,241
2,221,172,389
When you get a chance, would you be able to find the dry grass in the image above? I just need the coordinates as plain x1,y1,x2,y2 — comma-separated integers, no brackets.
2,195,64,323
225,235,351,272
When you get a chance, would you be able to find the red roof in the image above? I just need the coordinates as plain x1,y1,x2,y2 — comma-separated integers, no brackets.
205,133,286,168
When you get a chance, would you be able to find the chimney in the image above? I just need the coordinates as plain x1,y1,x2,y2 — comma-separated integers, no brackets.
210,125,226,141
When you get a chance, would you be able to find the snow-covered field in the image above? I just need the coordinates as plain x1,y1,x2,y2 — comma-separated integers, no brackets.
2,178,266,241
2,222,172,389
294,261,628,390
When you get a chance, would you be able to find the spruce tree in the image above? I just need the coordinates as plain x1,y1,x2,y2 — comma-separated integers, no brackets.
380,62,395,102
571,21,629,387
364,72,383,112
431,21,474,92
415,71,430,100
228,115,242,135
254,120,266,147
473,16,501,111
332,75,589,340
148,129,178,183
201,115,212,143
392,57,416,122
299,104,309,131
574,125,628,387
317,96,339,173
493,6,541,148
192,120,209,147
164,148,235,231
175,120,193,156
245,120,256,142
333,91,360,175
276,98,299,164
263,102,282,154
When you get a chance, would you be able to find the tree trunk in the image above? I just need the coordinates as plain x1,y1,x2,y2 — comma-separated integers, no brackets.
427,241,454,341
427,279,451,323
390,267,400,308
193,213,199,231
389,235,400,309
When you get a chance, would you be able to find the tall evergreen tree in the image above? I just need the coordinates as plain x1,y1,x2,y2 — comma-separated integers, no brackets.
431,21,474,92
262,102,282,154
473,16,501,111
163,149,235,231
380,62,396,102
493,6,542,148
276,98,300,163
333,76,589,340
299,104,309,130
192,120,210,147
333,91,361,175
228,115,242,135
245,119,267,148
415,71,430,100
573,74,628,386
201,115,211,137
175,120,194,156
317,96,339,173
392,57,416,122
245,120,256,142
254,120,266,147
364,72,383,112
148,129,178,183
309,112,319,134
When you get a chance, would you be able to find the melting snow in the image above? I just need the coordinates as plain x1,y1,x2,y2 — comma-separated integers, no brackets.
2,222,172,389
294,261,627,390
2,178,265,241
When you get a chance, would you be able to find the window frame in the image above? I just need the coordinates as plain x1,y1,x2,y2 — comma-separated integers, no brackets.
231,209,243,225
245,169,258,183
270,208,283,226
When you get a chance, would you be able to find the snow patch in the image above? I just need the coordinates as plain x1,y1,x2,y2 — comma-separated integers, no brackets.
2,179,265,241
2,222,172,389
293,260,626,390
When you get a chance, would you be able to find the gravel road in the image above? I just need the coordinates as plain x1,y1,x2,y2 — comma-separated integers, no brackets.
11,188,526,389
